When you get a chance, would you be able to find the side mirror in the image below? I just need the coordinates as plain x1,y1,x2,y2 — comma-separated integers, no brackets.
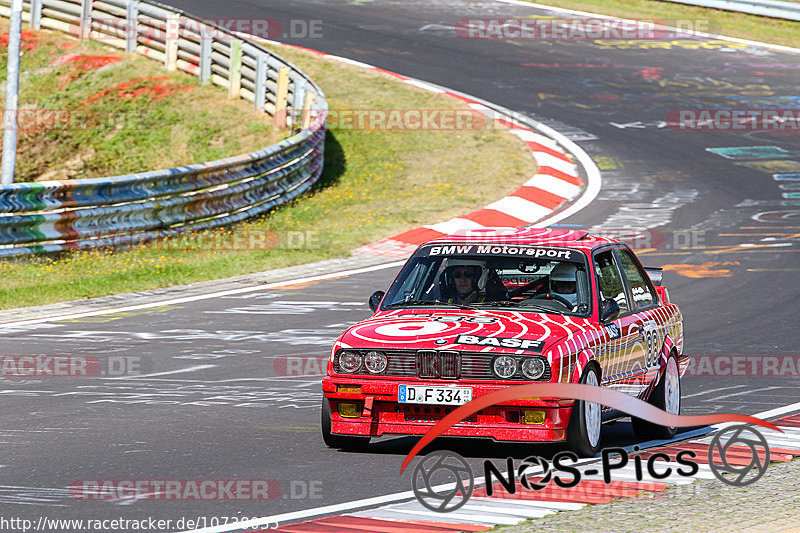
600,298,620,323
368,291,385,313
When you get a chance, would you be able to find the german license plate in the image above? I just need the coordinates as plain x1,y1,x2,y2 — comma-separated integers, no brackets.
398,385,473,405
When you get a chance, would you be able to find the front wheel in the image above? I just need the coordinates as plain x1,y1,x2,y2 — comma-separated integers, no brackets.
321,399,370,450
632,355,680,440
566,365,602,457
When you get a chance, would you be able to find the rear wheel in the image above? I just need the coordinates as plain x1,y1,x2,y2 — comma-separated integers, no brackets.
321,399,370,450
566,365,602,457
633,355,680,440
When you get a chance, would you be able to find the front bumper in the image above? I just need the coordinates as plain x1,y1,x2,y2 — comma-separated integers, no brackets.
322,377,574,442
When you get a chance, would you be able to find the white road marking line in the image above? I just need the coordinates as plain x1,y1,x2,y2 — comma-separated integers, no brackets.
682,385,747,399
380,505,523,525
469,497,586,511
105,365,216,380
0,260,406,330
711,386,783,401
457,502,556,518
494,0,800,54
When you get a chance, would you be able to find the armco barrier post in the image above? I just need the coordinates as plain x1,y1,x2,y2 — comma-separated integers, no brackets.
302,92,314,129
165,13,179,71
228,39,243,99
30,0,42,30
274,66,290,128
199,27,211,84
1,0,23,186
80,0,92,39
291,78,306,128
254,55,267,113
125,1,138,53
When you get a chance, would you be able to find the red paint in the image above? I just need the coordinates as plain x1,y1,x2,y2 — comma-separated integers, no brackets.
55,54,123,71
0,30,38,51
85,76,192,104
637,67,664,79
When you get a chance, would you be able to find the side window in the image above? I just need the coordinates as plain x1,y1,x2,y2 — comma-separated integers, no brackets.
594,250,629,313
617,248,657,309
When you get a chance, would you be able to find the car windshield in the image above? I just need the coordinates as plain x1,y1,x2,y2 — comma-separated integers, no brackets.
382,243,591,316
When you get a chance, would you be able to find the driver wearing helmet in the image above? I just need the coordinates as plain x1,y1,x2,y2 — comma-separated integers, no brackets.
549,262,579,310
441,260,488,305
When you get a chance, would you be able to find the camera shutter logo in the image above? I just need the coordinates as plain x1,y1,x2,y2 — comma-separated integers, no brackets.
708,425,770,486
412,451,473,512
518,456,552,491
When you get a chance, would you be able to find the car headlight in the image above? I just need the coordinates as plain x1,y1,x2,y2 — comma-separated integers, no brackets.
521,357,546,380
493,355,517,379
364,351,388,374
338,351,362,373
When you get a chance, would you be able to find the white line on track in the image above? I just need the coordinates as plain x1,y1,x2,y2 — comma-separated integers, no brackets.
682,385,747,399
0,260,406,330
105,365,216,380
495,0,800,54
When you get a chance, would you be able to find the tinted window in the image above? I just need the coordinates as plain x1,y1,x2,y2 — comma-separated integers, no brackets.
617,248,657,309
595,250,629,313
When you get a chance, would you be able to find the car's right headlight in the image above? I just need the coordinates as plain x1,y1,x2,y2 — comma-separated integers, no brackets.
338,351,362,373
493,355,517,379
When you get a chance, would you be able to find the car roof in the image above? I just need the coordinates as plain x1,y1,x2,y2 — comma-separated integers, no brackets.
421,227,617,252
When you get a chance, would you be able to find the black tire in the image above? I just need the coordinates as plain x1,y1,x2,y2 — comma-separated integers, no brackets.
632,355,680,440
321,398,370,450
566,364,602,458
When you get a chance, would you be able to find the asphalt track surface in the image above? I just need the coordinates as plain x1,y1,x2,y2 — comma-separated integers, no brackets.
2,0,799,530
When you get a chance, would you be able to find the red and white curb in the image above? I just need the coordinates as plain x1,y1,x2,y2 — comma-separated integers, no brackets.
254,38,602,259
183,406,800,533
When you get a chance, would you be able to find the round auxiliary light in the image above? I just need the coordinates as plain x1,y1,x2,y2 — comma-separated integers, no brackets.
364,351,388,374
338,351,362,373
493,355,517,379
521,357,547,380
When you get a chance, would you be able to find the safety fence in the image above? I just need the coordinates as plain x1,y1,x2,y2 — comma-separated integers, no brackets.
0,0,328,258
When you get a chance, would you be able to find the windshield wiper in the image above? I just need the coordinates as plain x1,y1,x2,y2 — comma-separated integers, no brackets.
384,300,482,311
471,300,522,307
384,300,439,308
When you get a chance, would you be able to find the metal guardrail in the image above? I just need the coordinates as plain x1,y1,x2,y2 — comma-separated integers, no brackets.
0,0,328,258
660,0,800,21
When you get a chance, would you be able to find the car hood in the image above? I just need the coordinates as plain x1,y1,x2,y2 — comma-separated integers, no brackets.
338,309,593,356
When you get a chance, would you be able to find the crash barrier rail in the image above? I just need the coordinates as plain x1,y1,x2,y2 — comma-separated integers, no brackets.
0,0,327,258
659,0,800,21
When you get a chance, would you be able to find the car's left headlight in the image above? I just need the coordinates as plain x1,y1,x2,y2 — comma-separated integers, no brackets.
521,357,547,380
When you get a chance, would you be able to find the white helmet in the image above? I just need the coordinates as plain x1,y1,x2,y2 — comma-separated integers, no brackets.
550,262,578,306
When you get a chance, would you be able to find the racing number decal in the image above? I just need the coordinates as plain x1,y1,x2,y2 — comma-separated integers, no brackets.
642,320,660,367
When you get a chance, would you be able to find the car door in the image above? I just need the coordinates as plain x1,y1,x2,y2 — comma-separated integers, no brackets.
614,246,663,391
593,248,648,396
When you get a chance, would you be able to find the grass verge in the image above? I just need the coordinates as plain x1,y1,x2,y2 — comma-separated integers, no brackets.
522,0,800,49
0,42,535,309
0,19,284,182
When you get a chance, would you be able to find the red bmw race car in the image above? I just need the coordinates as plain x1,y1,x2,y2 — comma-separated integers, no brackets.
321,228,687,456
